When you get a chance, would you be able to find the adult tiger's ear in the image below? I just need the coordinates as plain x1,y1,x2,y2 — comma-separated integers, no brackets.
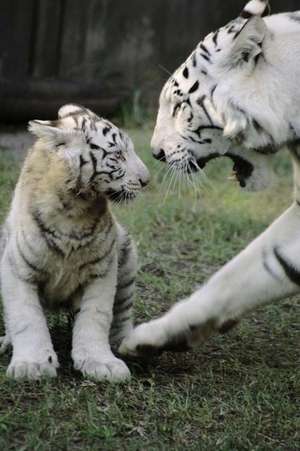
226,16,267,69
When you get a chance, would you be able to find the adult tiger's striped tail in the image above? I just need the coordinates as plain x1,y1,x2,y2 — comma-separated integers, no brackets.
240,0,270,18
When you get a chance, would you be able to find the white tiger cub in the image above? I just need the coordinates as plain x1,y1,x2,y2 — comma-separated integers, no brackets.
120,1,300,356
0,104,150,381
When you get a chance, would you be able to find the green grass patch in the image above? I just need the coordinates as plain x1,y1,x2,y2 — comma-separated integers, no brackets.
0,127,299,450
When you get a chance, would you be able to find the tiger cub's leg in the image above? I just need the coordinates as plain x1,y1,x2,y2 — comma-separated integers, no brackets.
72,255,131,382
1,255,58,379
110,234,137,349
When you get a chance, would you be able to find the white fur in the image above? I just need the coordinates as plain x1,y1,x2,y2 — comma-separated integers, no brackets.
1,104,149,381
120,4,300,356
151,9,300,191
244,0,268,16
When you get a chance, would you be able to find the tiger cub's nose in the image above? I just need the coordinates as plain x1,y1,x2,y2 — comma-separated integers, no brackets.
139,178,148,188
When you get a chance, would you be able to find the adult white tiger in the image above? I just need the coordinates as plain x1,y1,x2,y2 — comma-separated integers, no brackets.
0,104,149,381
120,1,300,356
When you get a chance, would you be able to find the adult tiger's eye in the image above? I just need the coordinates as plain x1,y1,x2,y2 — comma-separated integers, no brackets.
172,103,181,117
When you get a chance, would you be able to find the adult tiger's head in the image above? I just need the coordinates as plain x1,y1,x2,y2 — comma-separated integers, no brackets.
152,0,275,191
29,104,150,202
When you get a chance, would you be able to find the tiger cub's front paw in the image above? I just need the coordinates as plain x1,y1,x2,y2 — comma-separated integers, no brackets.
73,351,131,383
7,353,59,380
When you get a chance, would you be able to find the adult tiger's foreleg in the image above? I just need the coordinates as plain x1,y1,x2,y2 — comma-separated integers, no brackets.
120,203,300,356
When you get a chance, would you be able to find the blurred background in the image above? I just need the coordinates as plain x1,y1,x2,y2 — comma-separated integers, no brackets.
0,0,298,123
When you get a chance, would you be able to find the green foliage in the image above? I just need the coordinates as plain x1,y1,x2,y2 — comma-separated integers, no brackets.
0,132,298,450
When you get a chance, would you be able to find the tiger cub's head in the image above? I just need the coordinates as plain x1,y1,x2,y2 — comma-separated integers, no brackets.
151,0,274,191
29,104,150,202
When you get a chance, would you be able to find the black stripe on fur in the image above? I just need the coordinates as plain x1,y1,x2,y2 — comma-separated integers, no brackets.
274,247,300,286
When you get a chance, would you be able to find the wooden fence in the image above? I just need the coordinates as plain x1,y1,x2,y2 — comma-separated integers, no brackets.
0,0,298,121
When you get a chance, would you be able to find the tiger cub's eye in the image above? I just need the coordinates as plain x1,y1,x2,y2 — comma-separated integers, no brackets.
116,151,126,161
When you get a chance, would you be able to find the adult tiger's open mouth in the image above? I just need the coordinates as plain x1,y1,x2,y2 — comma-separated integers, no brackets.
186,153,254,188
227,153,254,188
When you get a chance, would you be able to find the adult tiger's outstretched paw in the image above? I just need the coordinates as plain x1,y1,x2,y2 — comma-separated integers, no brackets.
119,319,191,358
119,321,167,357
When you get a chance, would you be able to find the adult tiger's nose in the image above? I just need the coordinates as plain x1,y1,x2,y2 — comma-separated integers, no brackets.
152,148,166,162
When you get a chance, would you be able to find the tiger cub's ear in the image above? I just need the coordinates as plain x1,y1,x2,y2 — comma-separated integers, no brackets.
28,120,76,148
58,104,100,120
58,104,85,119
28,120,67,146
226,16,267,69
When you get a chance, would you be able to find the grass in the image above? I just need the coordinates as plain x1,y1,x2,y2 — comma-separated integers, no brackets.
0,125,299,450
